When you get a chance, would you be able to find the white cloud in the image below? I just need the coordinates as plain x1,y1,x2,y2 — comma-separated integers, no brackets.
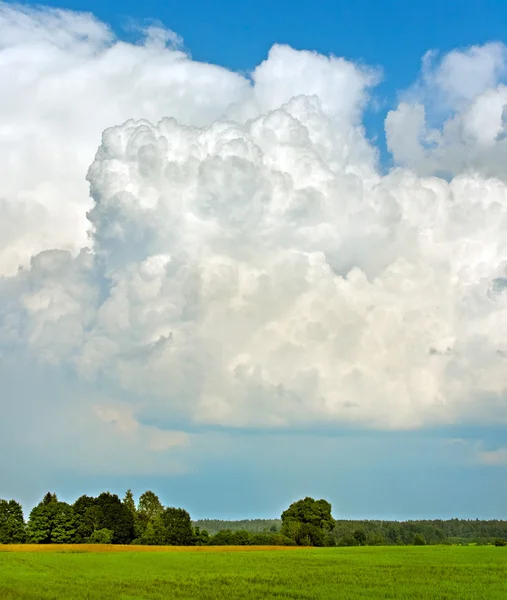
0,3,376,277
0,2,250,276
386,43,507,178
1,4,507,458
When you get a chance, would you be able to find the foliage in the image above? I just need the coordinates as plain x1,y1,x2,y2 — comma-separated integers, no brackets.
122,490,137,519
27,494,76,544
95,493,134,544
0,500,25,544
192,519,280,535
192,527,210,546
159,508,193,545
281,497,335,546
88,529,114,544
72,496,99,542
6,491,507,549
135,490,164,542
51,503,77,544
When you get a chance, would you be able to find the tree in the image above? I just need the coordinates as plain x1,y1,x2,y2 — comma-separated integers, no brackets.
27,493,76,543
367,530,386,546
123,490,137,519
51,503,77,543
73,495,101,542
138,491,163,522
159,507,193,545
353,528,367,546
208,530,235,545
135,490,164,542
413,533,426,546
192,526,210,546
95,493,134,544
281,497,335,546
0,499,25,543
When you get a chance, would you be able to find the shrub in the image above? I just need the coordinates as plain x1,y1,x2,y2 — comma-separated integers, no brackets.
88,528,114,544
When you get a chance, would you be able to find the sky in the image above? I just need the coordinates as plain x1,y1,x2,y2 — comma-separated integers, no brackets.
0,0,507,520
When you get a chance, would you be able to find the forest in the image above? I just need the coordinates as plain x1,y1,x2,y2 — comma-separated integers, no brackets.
1,493,506,547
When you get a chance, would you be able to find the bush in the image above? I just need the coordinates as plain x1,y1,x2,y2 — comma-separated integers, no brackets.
338,535,358,547
494,538,506,547
413,534,426,546
88,528,114,544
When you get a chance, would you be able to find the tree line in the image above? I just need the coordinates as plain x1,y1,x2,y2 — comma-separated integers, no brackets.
1,493,506,546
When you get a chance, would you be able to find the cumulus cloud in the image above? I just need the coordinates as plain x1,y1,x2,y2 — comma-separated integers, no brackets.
1,2,507,461
386,42,507,178
0,2,376,277
0,2,249,275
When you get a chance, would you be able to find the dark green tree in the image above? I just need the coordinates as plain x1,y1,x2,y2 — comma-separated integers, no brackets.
27,493,76,543
123,490,137,519
208,529,235,545
281,497,335,546
51,503,77,543
192,526,210,546
353,528,367,546
95,493,134,544
0,499,26,543
73,495,101,542
159,507,193,545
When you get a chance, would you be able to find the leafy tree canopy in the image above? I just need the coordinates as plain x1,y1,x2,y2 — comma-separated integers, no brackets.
0,499,26,544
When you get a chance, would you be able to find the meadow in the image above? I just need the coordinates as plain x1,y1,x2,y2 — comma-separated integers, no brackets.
1,545,506,599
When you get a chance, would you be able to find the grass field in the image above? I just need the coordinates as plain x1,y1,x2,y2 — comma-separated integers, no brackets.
1,545,506,599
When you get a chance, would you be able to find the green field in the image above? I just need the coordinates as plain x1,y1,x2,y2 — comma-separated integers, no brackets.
1,545,506,599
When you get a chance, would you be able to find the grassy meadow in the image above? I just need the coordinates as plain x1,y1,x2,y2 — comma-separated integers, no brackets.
1,545,506,599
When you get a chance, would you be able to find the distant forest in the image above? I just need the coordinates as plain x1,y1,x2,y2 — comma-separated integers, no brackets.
1,493,506,547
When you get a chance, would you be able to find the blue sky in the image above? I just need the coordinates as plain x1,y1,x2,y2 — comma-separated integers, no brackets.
1,0,507,520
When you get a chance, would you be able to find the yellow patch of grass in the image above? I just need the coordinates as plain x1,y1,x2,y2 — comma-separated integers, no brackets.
0,544,303,553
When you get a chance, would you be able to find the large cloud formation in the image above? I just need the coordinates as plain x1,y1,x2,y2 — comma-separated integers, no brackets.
1,1,507,462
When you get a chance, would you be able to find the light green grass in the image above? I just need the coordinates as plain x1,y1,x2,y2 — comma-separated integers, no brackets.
1,546,506,599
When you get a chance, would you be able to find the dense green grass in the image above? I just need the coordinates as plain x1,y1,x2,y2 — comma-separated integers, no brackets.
1,545,506,599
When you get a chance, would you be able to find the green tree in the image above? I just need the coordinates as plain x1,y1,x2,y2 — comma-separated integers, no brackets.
208,530,235,545
88,528,114,543
231,530,251,545
73,495,102,542
27,493,57,543
413,533,426,546
159,507,193,545
192,526,210,545
27,494,76,543
51,503,77,543
367,530,386,546
281,497,335,546
0,499,26,543
123,490,137,519
135,491,164,542
138,491,163,522
95,493,134,544
353,528,367,546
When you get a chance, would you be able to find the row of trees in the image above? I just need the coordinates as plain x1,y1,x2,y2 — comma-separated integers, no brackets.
1,494,506,546
0,491,197,546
